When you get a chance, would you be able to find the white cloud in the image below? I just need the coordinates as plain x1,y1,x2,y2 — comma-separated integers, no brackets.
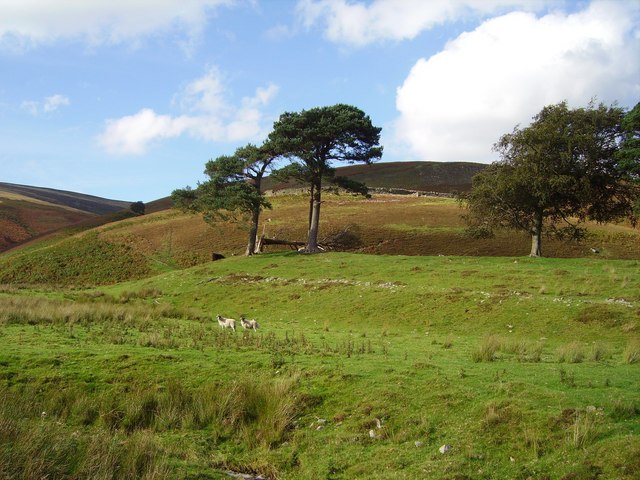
98,109,194,155
21,94,70,115
395,1,640,163
0,0,232,50
296,0,550,46
98,69,279,155
20,100,39,116
43,94,70,112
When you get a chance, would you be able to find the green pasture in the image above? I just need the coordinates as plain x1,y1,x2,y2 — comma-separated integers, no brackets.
0,253,639,479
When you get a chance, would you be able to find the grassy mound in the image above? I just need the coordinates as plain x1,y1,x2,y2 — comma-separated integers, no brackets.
0,232,150,286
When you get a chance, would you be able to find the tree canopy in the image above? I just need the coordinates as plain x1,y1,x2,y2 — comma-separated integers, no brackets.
269,104,382,252
463,101,639,257
171,143,275,256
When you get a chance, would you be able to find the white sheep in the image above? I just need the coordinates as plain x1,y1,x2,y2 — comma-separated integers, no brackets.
216,314,236,332
240,315,259,330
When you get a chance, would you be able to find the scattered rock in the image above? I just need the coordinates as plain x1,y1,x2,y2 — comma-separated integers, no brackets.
414,441,423,448
375,417,382,429
439,444,452,454
369,429,376,439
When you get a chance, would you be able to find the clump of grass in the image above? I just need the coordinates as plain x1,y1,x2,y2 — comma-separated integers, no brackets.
502,339,543,362
119,288,163,302
610,399,639,421
623,339,640,364
482,401,520,427
559,367,576,388
0,387,170,479
472,335,501,362
556,342,585,363
589,342,609,362
569,411,600,449
522,425,543,458
442,334,454,349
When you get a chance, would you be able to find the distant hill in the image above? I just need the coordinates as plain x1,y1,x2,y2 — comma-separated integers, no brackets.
262,161,487,193
0,182,130,215
0,183,131,252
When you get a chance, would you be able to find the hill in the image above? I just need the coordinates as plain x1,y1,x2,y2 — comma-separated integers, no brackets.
262,161,486,193
0,183,130,215
0,183,132,253
1,193,638,287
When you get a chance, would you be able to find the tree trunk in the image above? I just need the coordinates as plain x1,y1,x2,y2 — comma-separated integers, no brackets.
308,184,315,234
306,183,322,253
245,206,261,256
529,210,543,257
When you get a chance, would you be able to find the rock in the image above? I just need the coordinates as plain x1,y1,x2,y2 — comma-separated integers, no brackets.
414,441,423,448
369,429,376,439
375,417,382,429
439,444,451,454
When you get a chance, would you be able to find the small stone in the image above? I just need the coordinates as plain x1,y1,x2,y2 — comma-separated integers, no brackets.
414,441,423,448
369,429,376,439
510,456,515,462
439,444,451,454
316,425,324,431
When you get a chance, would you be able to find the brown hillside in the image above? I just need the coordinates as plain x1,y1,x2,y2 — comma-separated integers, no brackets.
0,194,94,252
0,182,130,215
95,194,640,267
0,183,135,253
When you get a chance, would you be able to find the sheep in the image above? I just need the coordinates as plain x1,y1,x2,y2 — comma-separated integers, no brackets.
216,314,236,331
240,315,259,331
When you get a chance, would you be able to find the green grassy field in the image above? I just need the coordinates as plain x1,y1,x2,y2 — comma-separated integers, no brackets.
1,252,638,479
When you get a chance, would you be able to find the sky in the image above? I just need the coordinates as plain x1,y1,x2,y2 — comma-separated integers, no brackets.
1,0,639,202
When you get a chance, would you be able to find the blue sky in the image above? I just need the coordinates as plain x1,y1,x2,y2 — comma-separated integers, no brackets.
1,0,638,202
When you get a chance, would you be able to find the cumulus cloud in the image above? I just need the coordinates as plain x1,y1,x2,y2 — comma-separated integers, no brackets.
0,0,232,50
296,0,549,46
21,94,70,115
98,68,279,155
395,1,640,163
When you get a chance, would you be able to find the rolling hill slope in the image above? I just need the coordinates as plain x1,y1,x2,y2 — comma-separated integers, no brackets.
0,183,130,215
0,183,132,252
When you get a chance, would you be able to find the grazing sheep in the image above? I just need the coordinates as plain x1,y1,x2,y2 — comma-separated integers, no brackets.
240,315,259,330
217,314,236,331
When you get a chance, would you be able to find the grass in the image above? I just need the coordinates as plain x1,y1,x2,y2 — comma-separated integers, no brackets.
0,252,639,478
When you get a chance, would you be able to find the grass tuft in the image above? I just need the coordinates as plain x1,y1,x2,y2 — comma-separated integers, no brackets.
472,335,501,362
623,339,640,364
557,342,585,363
